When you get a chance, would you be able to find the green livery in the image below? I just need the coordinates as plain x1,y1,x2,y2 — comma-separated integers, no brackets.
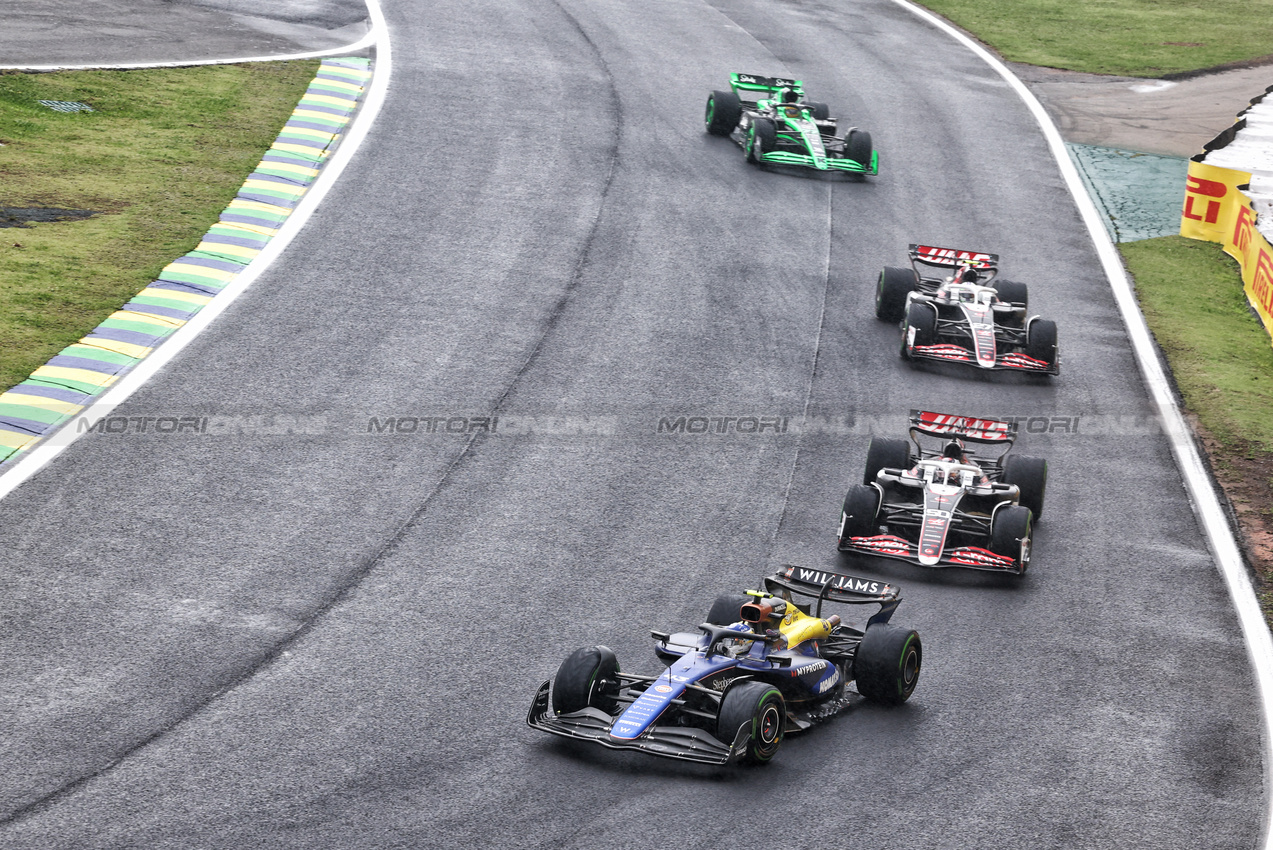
704,73,878,176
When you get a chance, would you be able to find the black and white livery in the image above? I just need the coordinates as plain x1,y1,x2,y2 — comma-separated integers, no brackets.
838,410,1048,574
875,245,1059,375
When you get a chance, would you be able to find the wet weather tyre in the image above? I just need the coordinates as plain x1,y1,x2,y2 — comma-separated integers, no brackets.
1026,318,1058,367
853,625,921,705
876,266,915,322
994,279,1028,308
717,681,785,764
708,593,750,626
905,301,937,346
990,505,1032,572
863,437,911,484
705,90,742,136
808,101,830,120
845,129,873,166
1002,455,1048,518
746,118,776,163
552,646,621,714
841,484,881,539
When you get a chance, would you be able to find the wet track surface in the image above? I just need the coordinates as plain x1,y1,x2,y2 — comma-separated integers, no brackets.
0,0,1263,847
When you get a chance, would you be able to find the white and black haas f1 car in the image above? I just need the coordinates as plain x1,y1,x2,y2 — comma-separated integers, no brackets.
838,410,1048,574
527,566,920,765
875,245,1059,375
704,73,877,175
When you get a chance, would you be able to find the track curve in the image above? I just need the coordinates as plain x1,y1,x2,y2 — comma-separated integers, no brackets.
0,0,1263,847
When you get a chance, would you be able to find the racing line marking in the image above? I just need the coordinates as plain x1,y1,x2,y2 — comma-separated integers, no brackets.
887,1,1273,845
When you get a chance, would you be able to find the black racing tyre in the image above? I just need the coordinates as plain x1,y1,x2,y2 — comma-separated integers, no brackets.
845,129,873,166
853,624,921,705
841,484,881,538
746,118,776,163
1026,318,1058,366
705,90,743,136
905,301,937,346
707,592,750,626
875,266,916,322
552,646,621,714
1002,454,1048,518
808,101,830,120
989,505,1032,571
863,436,911,484
994,279,1028,309
717,681,785,764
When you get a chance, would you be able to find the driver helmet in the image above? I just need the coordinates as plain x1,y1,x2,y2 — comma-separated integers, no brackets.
946,468,962,486
942,439,964,461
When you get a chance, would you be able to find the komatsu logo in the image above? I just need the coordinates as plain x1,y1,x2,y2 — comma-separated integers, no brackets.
787,567,883,595
816,667,841,694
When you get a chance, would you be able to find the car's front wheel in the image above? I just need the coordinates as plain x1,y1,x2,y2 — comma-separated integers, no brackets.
841,484,881,540
990,505,1033,573
717,681,785,764
551,646,621,714
746,118,776,163
845,128,873,166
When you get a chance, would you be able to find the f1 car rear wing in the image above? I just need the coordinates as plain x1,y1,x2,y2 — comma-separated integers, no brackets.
730,72,804,101
767,565,900,625
909,244,999,282
909,409,1016,444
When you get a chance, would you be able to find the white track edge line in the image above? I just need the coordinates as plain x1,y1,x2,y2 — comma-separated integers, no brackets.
0,0,391,502
886,1,1273,843
0,29,379,71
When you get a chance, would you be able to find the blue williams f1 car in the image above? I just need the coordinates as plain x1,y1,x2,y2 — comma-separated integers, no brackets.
526,566,921,765
705,73,877,175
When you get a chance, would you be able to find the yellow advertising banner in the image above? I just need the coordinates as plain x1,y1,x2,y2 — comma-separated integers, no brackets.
1179,160,1273,334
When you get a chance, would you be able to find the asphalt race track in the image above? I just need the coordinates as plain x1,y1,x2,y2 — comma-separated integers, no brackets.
0,0,1264,847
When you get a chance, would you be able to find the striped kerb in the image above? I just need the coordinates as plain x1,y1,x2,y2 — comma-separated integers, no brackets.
0,56,372,465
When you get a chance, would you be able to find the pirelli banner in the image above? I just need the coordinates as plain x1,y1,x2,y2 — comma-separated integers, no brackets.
1180,160,1273,332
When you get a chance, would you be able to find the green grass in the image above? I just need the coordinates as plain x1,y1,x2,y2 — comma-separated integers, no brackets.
0,61,319,391
917,0,1273,77
1121,237,1273,449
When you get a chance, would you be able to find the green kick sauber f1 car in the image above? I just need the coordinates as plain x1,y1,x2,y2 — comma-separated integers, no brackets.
705,73,878,175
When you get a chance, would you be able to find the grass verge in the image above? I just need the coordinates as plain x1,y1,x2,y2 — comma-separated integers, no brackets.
0,60,319,392
915,0,1273,77
1122,237,1273,607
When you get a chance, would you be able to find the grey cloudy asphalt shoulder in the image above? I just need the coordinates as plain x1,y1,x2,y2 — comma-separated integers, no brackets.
0,0,371,66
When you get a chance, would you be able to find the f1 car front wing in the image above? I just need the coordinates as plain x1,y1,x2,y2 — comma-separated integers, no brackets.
909,343,1058,375
838,533,1022,573
526,681,750,765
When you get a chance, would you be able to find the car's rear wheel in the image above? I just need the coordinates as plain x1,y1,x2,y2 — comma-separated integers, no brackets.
746,118,776,163
707,593,750,626
845,128,873,166
853,624,921,705
552,646,621,714
876,266,915,322
808,101,831,120
704,90,742,136
717,681,785,764
1026,318,1059,367
863,436,911,484
994,279,1029,308
1002,454,1048,518
904,301,937,348
841,484,881,539
990,505,1032,572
